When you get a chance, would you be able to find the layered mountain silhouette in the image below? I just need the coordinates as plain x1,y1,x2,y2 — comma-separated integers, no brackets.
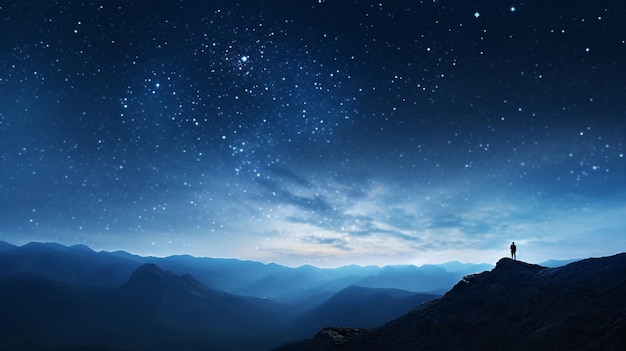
4,241,612,350
0,262,438,350
0,242,458,350
0,241,141,287
275,253,626,351
0,241,489,302
0,263,294,351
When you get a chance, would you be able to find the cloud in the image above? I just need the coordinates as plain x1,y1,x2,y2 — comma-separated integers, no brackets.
111,160,626,267
301,235,352,251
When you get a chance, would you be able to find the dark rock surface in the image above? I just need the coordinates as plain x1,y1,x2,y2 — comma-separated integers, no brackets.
276,254,626,351
277,328,367,351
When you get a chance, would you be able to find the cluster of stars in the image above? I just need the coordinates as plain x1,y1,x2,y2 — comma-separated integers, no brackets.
0,1,624,264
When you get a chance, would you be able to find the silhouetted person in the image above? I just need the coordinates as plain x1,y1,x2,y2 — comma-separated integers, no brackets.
510,241,517,260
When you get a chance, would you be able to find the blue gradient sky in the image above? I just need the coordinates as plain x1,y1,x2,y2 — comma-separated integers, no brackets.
1,1,625,267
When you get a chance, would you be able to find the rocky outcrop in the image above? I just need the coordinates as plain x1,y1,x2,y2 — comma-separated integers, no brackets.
276,253,626,351
277,328,367,351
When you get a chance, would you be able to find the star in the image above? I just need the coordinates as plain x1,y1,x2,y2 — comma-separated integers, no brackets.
0,1,624,267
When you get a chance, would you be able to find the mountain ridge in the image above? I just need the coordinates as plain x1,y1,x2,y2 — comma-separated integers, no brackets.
276,253,626,351
0,240,494,299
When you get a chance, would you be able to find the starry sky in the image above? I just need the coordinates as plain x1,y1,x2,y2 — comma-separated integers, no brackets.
1,1,625,267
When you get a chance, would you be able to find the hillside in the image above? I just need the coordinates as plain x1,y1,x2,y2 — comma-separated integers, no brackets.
276,253,626,351
291,286,439,336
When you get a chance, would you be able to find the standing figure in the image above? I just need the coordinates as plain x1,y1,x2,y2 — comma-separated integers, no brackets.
510,241,517,260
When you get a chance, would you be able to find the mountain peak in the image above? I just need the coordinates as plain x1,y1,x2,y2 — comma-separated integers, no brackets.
123,263,212,301
493,257,545,272
132,263,164,276
126,263,174,286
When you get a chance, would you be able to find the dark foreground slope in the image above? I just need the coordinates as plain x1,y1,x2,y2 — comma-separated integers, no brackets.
277,253,626,351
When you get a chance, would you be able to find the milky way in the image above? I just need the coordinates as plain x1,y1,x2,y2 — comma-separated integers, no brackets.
1,1,625,266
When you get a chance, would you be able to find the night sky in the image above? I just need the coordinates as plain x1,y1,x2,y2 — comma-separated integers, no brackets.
1,1,625,267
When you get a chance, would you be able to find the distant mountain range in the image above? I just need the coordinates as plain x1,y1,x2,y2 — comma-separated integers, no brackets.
0,241,494,302
276,253,626,351
0,241,495,350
